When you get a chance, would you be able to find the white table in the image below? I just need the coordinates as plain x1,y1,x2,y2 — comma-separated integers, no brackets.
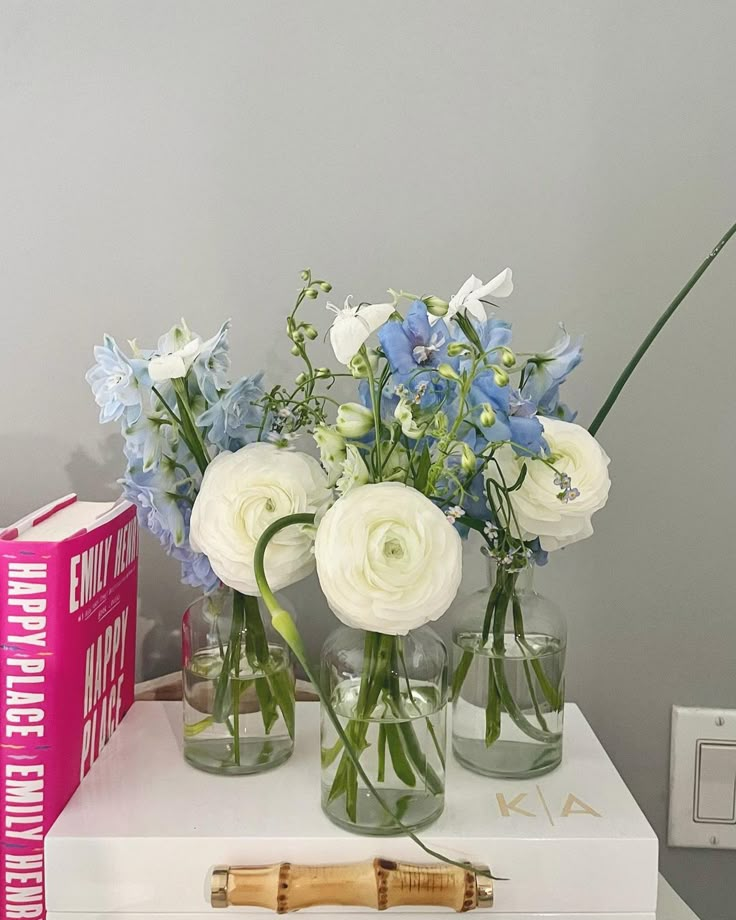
657,877,700,919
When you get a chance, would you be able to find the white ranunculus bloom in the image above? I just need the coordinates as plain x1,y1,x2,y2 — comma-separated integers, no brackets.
327,296,395,365
435,268,513,326
190,443,332,595
314,482,463,635
492,417,611,552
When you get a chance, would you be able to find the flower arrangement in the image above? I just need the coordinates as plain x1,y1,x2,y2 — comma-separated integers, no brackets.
87,221,735,857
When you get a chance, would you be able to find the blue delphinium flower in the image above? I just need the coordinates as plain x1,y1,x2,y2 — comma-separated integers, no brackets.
521,325,582,419
86,335,145,425
194,320,231,404
197,373,266,451
121,465,187,548
379,300,456,405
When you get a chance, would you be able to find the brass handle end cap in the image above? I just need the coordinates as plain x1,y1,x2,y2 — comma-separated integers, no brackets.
210,866,229,908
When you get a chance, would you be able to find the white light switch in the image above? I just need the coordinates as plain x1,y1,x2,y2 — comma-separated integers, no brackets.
695,741,736,822
669,706,736,848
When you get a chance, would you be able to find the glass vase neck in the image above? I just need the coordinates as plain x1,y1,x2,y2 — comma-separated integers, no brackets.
484,558,536,593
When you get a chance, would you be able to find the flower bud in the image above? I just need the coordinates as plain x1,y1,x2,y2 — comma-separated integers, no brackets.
304,287,319,300
295,372,308,386
318,281,332,293
290,343,301,356
348,349,379,379
424,296,449,317
446,342,470,357
292,329,304,343
480,404,496,427
460,443,476,474
491,365,509,387
286,317,296,334
501,347,516,368
303,324,319,340
437,363,461,382
314,367,330,378
300,269,310,281
336,402,374,438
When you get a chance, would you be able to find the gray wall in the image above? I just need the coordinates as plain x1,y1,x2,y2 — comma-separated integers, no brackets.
1,2,734,916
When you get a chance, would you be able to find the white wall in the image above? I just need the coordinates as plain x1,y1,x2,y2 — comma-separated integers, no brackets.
1,3,734,916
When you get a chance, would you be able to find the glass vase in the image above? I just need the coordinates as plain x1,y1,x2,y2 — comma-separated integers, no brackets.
320,625,447,836
451,562,565,778
182,588,295,775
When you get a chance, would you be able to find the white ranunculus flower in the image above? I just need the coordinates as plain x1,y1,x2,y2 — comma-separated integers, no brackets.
314,482,463,635
434,268,513,326
327,296,395,365
190,443,332,595
492,417,611,552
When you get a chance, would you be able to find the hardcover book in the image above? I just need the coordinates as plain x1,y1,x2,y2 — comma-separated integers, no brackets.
1,494,139,920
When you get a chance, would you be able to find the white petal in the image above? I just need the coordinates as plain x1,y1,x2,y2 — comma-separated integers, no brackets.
474,267,513,300
453,274,483,305
359,302,395,332
149,354,187,381
463,298,488,322
329,303,393,365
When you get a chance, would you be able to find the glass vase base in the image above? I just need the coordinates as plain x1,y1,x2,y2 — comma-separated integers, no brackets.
184,737,293,776
321,788,445,836
452,735,561,778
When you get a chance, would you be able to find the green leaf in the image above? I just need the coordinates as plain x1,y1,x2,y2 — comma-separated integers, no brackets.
414,445,432,493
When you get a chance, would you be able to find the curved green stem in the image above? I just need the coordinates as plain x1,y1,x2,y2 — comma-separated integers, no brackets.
589,222,736,436
253,513,491,875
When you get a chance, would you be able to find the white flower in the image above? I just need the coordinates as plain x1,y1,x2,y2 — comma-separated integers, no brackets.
394,397,424,439
190,443,332,595
336,402,374,438
433,268,513,326
149,320,202,382
336,444,370,496
313,425,346,487
492,417,611,552
327,296,395,365
314,482,463,635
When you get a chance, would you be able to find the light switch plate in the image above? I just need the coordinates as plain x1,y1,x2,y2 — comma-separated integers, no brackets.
669,705,736,848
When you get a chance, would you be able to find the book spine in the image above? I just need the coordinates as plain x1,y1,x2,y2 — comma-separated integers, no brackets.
1,541,56,920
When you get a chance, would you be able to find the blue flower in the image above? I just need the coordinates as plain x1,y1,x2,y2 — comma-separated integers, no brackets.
522,325,582,418
194,321,231,404
122,413,174,471
197,374,266,451
469,375,546,456
178,549,221,594
86,335,144,425
378,301,455,404
454,314,512,354
121,466,187,548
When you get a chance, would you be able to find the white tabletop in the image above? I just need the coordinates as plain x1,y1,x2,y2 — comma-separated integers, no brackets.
658,877,700,919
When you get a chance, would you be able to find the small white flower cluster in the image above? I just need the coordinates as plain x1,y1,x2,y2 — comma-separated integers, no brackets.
445,505,464,524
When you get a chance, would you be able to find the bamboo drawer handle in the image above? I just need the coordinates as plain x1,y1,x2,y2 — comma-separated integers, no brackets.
211,858,493,912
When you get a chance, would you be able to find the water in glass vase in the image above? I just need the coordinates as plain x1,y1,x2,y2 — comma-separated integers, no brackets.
321,678,446,836
452,630,565,778
183,644,294,775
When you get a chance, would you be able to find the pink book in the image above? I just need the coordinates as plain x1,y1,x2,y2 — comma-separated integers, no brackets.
0,495,139,919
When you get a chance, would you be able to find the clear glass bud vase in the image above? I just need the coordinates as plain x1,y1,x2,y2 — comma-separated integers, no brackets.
182,589,295,775
320,626,448,835
451,562,566,778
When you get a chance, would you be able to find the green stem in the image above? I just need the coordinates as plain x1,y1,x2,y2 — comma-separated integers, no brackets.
589,222,736,436
253,514,488,875
171,378,210,474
